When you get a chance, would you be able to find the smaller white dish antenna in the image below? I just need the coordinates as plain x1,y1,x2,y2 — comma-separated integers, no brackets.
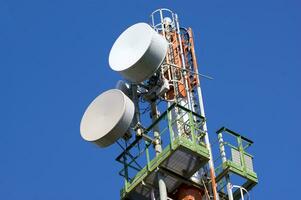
109,22,168,83
80,89,135,148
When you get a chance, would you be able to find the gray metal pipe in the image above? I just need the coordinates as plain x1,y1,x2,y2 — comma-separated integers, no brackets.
158,172,167,200
151,101,167,200
218,133,233,200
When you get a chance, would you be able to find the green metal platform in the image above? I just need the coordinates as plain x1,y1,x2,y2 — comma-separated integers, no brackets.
117,103,211,200
121,136,210,200
215,127,258,200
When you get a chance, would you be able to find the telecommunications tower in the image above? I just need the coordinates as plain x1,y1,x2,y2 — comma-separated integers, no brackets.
80,8,258,200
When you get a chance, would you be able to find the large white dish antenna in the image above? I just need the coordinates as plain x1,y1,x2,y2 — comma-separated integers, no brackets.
109,23,168,83
80,89,135,148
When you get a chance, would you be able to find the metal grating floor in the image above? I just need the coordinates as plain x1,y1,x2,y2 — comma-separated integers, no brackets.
123,144,209,200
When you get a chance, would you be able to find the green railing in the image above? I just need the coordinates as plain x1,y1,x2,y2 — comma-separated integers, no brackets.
214,127,258,195
115,102,207,195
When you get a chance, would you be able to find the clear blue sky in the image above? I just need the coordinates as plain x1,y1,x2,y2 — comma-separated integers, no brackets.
1,0,300,199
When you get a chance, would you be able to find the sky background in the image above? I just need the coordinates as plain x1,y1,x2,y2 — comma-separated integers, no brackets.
1,0,300,199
